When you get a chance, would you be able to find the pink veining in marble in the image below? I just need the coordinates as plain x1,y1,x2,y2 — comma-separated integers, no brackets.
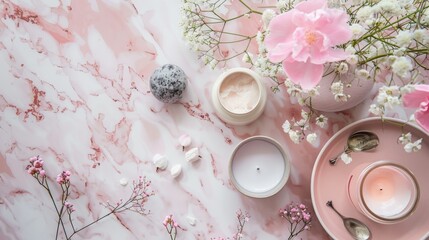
0,0,397,240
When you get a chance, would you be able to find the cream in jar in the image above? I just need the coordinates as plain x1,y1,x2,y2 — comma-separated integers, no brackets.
211,68,267,125
219,73,260,114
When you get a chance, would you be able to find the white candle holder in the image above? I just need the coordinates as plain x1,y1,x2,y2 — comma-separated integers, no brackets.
211,68,267,125
348,161,420,224
228,136,290,198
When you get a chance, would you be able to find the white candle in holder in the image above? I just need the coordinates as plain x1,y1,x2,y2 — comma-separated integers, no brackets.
349,161,419,224
229,136,290,198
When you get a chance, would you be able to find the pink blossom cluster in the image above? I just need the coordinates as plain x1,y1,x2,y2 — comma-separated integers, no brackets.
56,170,71,184
26,156,45,177
163,214,178,228
280,202,312,239
280,203,312,226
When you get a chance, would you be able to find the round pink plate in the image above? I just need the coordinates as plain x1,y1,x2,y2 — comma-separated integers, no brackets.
311,117,429,240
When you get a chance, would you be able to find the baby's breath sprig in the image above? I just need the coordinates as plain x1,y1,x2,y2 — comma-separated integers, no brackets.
180,0,267,68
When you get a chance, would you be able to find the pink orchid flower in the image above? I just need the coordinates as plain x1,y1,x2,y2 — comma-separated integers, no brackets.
265,0,352,90
403,84,429,132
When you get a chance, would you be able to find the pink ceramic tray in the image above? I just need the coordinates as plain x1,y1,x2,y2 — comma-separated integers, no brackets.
311,117,429,240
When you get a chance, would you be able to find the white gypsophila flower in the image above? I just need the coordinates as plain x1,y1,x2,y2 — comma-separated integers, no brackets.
356,6,374,21
256,31,264,45
276,0,288,10
413,29,429,44
295,118,308,128
395,30,412,47
306,133,317,144
346,55,358,65
404,138,422,153
306,86,320,97
330,81,344,95
398,0,415,10
316,114,328,128
282,120,291,133
399,132,412,144
400,84,415,94
345,45,356,54
377,86,401,108
393,47,406,56
334,93,350,102
341,153,352,164
375,0,402,17
388,56,398,64
356,69,370,80
369,104,383,115
365,19,374,26
287,85,302,96
350,23,365,38
391,56,413,78
262,9,276,28
337,62,349,74
242,52,253,63
209,59,218,69
409,114,415,122
301,110,309,120
289,130,301,144
297,97,306,106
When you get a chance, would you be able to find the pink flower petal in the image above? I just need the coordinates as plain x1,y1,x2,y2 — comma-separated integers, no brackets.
265,11,297,51
403,84,429,108
310,48,350,64
283,60,324,90
314,9,352,45
415,101,429,132
267,42,295,63
295,0,327,13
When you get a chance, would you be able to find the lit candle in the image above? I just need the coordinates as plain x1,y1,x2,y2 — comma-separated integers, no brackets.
229,136,290,198
361,164,419,220
349,162,419,224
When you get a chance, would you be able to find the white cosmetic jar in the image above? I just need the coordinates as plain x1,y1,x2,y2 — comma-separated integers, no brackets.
211,68,267,125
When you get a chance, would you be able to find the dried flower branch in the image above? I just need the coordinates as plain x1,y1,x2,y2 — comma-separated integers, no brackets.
211,209,250,240
163,214,181,240
279,202,312,240
26,155,154,240
180,0,265,68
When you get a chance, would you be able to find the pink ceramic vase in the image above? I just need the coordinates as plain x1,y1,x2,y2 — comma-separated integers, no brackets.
311,70,375,112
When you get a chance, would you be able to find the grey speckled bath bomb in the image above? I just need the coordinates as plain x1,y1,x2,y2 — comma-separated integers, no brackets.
150,64,187,103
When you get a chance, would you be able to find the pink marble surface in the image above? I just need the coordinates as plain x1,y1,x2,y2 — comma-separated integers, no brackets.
0,1,387,239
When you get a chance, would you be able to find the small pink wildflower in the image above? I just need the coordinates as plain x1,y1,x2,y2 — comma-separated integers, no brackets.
26,156,45,177
163,214,179,240
280,202,312,240
56,170,71,184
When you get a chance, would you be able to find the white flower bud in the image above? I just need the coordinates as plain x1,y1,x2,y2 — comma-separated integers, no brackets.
170,164,182,178
153,154,168,170
185,147,201,163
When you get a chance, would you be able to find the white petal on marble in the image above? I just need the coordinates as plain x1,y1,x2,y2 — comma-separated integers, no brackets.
170,164,182,178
